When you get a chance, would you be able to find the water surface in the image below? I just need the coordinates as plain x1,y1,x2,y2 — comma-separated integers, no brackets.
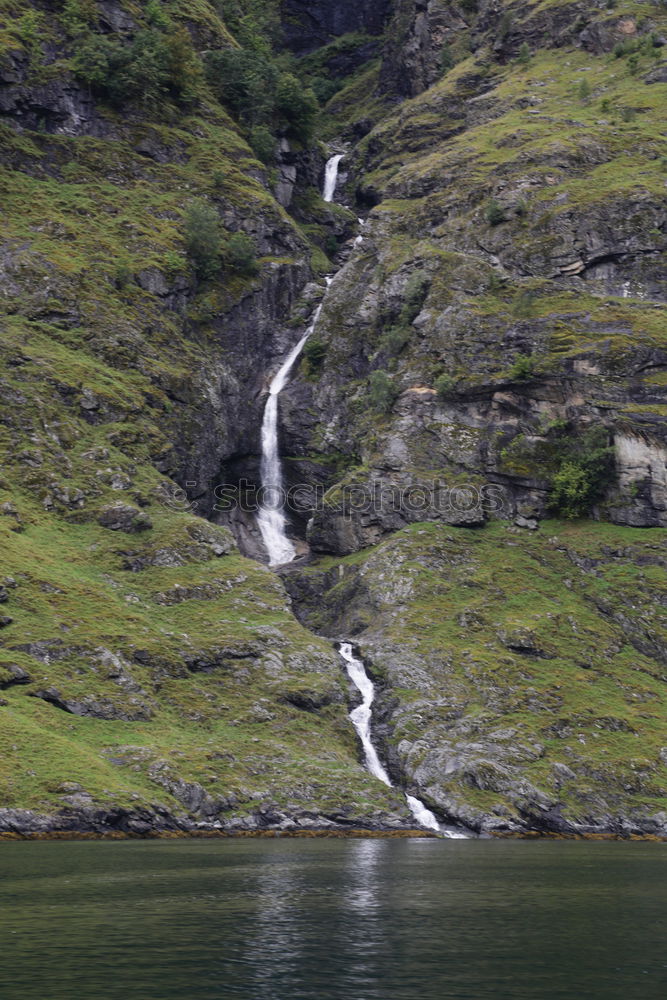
0,838,665,999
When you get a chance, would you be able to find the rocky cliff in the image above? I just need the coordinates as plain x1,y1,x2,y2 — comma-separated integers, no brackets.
0,0,665,838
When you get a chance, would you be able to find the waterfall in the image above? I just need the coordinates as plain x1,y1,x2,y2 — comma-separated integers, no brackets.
338,643,467,837
256,155,344,566
323,154,344,203
256,300,324,566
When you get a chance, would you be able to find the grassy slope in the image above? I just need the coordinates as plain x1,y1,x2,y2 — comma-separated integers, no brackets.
0,1,404,827
297,518,667,830
0,0,665,833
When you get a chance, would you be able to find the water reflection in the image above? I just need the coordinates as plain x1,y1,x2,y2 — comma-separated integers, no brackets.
0,839,665,1000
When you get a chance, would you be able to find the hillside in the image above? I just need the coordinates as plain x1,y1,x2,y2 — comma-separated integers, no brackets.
0,0,665,838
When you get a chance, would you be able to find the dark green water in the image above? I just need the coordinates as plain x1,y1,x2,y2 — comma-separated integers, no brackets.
0,838,665,1000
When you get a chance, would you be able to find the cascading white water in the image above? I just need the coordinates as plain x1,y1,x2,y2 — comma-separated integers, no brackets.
338,643,467,836
256,301,324,566
256,157,345,566
323,154,344,203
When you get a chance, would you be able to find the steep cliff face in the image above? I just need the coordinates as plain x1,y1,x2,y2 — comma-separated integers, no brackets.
0,0,666,837
281,0,392,54
285,0,667,548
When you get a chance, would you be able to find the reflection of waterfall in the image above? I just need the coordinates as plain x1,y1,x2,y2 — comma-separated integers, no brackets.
338,643,467,837
256,301,324,566
323,154,344,203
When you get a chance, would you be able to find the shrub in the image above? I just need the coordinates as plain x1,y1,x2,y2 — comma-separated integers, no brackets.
435,374,455,400
73,26,200,107
275,72,319,144
312,76,340,105
113,262,133,290
509,354,535,380
62,0,96,37
211,169,225,190
498,12,512,41
381,325,410,355
225,232,258,276
577,78,591,101
204,48,277,125
325,234,338,259
551,463,593,517
549,428,614,518
485,199,505,226
400,272,430,325
146,0,171,29
517,43,531,66
621,106,636,123
184,200,221,279
441,44,454,75
369,371,398,413
249,125,275,165
302,338,327,377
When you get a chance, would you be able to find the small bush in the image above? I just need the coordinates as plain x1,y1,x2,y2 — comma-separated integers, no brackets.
164,250,187,276
302,338,327,377
400,272,430,325
485,199,506,226
369,371,398,413
211,169,225,190
517,43,531,66
146,0,171,29
325,235,338,259
498,12,512,41
441,44,454,75
621,106,636,123
249,125,275,165
549,428,614,517
113,262,133,290
577,78,591,101
381,325,410,355
225,232,258,276
435,374,455,400
312,76,340,105
275,72,319,144
509,354,535,380
184,200,221,280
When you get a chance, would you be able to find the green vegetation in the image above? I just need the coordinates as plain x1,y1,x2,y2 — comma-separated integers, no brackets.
73,24,202,108
225,232,258,275
501,424,614,518
298,518,667,831
204,50,319,144
485,199,506,226
549,428,615,518
302,337,327,378
369,370,398,413
434,373,456,400
184,200,222,279
509,354,535,379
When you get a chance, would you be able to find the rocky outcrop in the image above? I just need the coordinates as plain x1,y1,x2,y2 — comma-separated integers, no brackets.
281,0,392,54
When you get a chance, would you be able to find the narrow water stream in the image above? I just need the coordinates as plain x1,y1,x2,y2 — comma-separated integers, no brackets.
255,154,465,835
256,154,344,566
338,643,466,837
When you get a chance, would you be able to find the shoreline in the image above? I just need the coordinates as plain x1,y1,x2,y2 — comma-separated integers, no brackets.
1,828,665,843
